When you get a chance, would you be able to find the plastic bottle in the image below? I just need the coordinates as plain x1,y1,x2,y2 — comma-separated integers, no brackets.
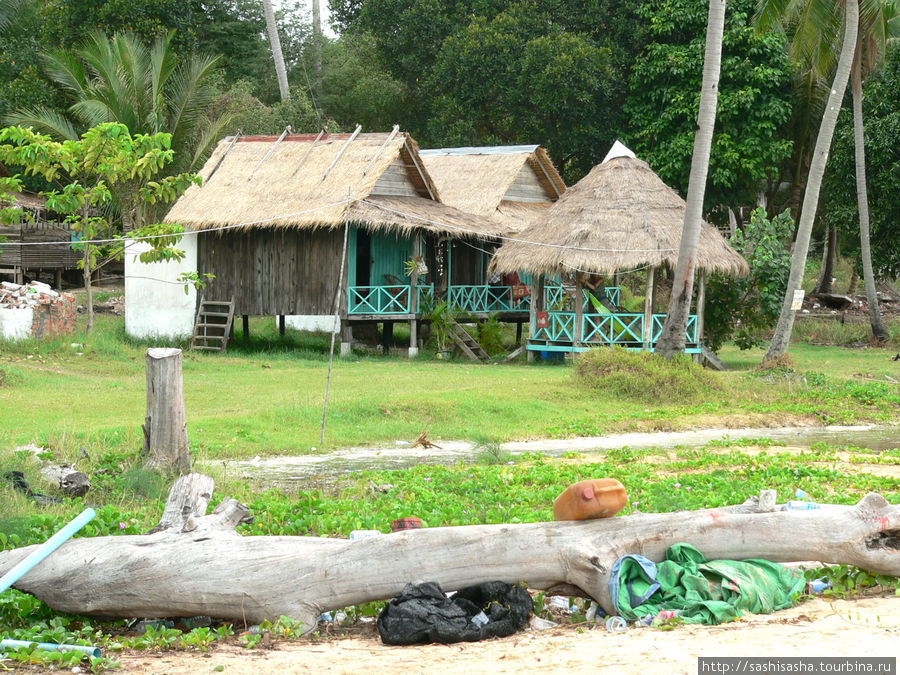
349,529,383,541
553,478,628,521
807,578,832,594
605,616,627,633
795,488,809,499
786,500,820,510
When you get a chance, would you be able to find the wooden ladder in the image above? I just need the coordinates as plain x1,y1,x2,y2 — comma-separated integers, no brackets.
191,296,235,352
448,320,489,363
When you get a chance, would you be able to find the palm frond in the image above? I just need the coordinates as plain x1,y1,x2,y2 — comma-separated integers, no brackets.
40,51,88,97
2,107,81,141
0,0,27,32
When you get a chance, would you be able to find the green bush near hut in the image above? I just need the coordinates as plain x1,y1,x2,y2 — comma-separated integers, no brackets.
574,347,723,403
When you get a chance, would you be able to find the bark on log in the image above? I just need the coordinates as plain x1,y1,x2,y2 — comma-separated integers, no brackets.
142,348,190,474
1,475,898,634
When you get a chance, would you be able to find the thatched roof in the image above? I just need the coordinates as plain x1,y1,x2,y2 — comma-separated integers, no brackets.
164,131,502,237
419,145,565,234
490,154,749,277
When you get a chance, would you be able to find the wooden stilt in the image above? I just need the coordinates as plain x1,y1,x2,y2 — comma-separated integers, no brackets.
278,315,285,336
242,315,250,339
383,321,394,354
694,271,707,362
643,267,656,350
574,272,584,347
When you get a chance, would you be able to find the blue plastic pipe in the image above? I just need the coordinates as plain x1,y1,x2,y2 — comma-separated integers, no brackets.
0,639,101,658
0,507,96,595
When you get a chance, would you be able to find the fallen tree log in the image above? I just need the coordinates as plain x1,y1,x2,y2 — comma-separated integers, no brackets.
0,473,898,633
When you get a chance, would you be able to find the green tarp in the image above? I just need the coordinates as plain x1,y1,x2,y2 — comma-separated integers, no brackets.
614,543,806,624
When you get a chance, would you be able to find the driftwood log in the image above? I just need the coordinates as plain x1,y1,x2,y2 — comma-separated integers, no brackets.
1,473,898,632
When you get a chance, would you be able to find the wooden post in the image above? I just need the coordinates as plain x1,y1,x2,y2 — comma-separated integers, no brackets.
382,321,394,354
142,348,190,475
409,232,421,358
643,266,656,350
242,315,250,339
278,315,285,336
528,275,545,363
695,270,707,362
574,271,584,347
515,321,522,345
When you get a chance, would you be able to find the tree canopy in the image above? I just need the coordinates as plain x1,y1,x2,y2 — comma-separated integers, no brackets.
626,0,794,214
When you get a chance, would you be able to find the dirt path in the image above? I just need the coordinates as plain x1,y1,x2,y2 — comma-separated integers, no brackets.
118,595,900,674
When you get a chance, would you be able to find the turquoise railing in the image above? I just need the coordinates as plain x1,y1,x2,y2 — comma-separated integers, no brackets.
448,285,530,313
545,285,620,309
651,314,698,344
349,285,433,315
535,311,697,346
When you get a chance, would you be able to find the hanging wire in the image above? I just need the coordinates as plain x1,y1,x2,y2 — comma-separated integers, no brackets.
13,195,678,255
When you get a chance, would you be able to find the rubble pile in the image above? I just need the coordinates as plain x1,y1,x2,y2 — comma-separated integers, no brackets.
1,280,62,307
0,281,77,340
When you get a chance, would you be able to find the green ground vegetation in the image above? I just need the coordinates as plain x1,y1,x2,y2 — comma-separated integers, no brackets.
1,436,898,669
0,315,898,464
0,312,898,669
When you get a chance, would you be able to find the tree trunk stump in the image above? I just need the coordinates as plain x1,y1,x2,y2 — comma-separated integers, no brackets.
142,348,190,474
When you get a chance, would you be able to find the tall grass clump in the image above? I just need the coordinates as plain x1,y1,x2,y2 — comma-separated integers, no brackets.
792,317,900,347
573,348,722,403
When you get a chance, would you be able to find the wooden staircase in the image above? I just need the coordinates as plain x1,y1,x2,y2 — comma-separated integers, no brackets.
448,320,489,363
191,296,235,352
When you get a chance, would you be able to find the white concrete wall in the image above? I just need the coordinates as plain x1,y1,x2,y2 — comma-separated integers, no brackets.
0,307,34,341
284,315,340,333
125,233,198,340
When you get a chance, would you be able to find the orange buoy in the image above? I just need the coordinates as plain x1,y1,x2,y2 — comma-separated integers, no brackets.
553,478,628,521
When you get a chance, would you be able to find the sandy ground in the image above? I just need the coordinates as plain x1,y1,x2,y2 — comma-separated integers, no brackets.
117,594,900,674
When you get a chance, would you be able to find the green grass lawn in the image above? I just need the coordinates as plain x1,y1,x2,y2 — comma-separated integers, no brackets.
1,315,898,463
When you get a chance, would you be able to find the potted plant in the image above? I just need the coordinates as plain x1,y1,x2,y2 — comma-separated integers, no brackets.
425,299,456,359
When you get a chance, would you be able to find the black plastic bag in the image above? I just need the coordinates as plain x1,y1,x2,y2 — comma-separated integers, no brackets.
376,581,532,645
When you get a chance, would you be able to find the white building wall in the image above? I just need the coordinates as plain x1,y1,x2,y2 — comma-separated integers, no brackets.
125,233,198,340
0,307,34,341
284,315,339,332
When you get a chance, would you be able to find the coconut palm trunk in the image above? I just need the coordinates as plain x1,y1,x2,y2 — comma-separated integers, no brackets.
762,0,859,364
656,0,727,357
262,0,290,101
851,37,889,343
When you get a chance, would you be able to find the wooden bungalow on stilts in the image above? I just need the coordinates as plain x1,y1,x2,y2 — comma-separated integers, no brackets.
489,142,749,358
0,192,80,286
161,128,502,356
418,145,566,344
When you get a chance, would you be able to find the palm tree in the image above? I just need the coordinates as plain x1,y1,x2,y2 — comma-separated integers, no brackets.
850,1,898,342
655,0,728,357
757,0,860,363
5,31,232,183
262,0,291,101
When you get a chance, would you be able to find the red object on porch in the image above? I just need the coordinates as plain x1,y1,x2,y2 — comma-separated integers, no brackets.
536,311,549,329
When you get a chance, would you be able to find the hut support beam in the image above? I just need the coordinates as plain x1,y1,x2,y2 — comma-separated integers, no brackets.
643,266,656,350
382,321,393,354
528,275,545,362
409,232,421,358
694,271,707,362
242,315,250,339
574,271,584,347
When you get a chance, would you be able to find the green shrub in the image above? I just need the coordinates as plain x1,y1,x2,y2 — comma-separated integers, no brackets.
573,348,722,402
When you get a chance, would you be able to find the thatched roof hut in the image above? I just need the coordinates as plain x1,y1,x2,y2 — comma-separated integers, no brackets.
419,145,566,234
165,130,501,238
489,149,749,278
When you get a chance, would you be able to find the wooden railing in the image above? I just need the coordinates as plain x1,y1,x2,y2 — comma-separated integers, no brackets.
533,312,698,346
